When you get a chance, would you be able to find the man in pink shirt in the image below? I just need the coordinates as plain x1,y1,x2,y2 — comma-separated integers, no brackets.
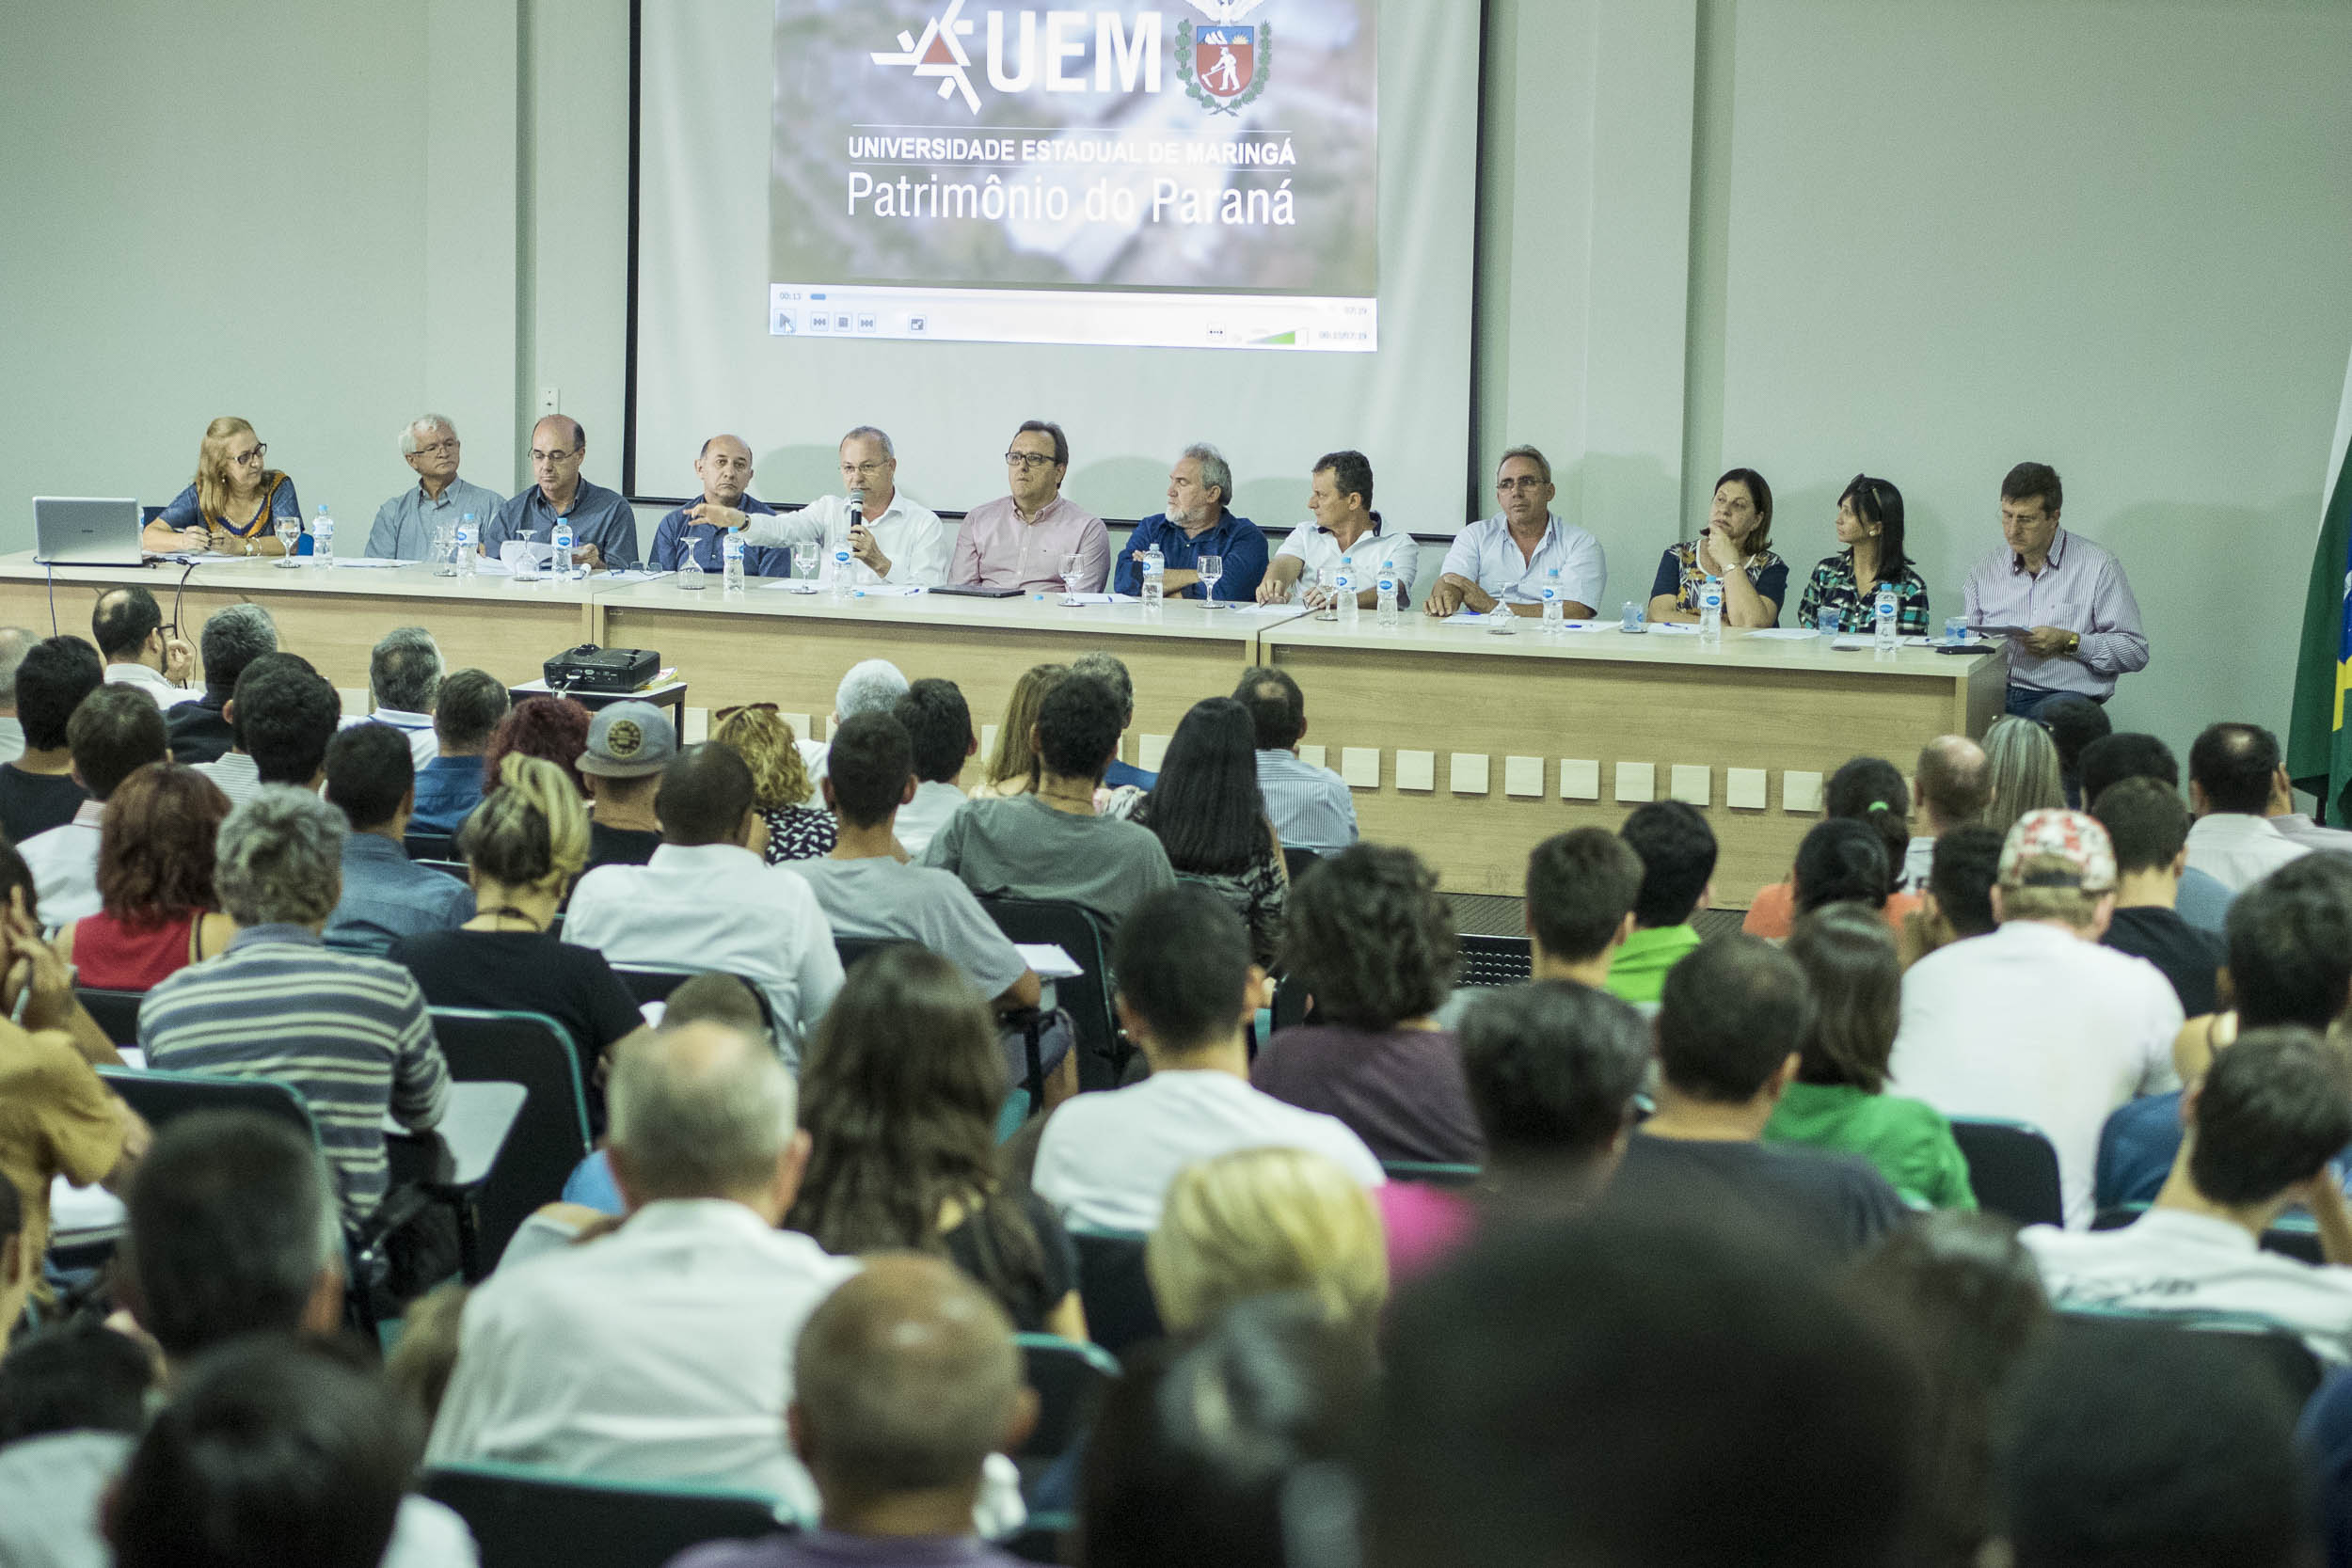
948,420,1109,593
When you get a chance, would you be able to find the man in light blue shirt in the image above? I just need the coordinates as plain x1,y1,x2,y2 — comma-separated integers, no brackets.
320,722,473,956
482,415,641,570
1424,446,1607,618
365,415,507,562
1236,665,1356,855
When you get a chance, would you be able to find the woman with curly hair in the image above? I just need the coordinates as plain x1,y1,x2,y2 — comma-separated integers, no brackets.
1251,843,1480,1165
709,704,836,863
787,944,1083,1337
482,695,592,798
59,764,237,990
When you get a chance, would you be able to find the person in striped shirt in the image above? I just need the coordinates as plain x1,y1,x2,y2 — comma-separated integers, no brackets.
139,785,450,1225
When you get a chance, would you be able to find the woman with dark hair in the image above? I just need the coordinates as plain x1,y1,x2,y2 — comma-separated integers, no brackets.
1131,698,1288,966
787,944,1084,1338
1765,905,1974,1210
1744,756,1923,937
1647,467,1787,628
481,695,592,799
1797,474,1931,635
59,764,237,990
1251,844,1480,1165
1793,819,1893,916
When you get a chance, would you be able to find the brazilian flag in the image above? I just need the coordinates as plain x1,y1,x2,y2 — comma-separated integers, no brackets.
2288,352,2352,820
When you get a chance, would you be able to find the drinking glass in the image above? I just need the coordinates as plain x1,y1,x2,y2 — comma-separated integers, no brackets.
1060,551,1085,602
431,520,457,577
1197,554,1223,606
273,512,302,568
791,538,818,581
1311,567,1338,618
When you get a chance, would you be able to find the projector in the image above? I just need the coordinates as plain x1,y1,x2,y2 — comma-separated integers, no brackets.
544,644,660,695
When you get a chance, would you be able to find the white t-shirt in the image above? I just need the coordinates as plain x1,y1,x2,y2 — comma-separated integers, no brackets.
2023,1207,2352,1363
895,780,968,858
1034,1067,1385,1232
20,802,103,927
1888,920,2182,1228
1274,522,1421,594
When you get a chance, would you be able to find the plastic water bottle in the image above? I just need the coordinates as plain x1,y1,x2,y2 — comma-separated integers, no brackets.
1540,566,1565,634
1697,575,1724,647
551,515,574,583
1874,585,1899,652
1140,545,1165,609
455,513,476,577
1333,567,1359,627
723,531,746,594
1375,570,1400,629
310,506,334,567
830,541,854,600
678,532,707,591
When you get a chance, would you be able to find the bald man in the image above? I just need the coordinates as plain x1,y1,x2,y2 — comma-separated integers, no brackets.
669,1254,1038,1568
1906,735,1991,890
648,435,789,578
482,414,641,570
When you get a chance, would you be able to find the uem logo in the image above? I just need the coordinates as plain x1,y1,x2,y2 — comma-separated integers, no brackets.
872,3,1266,114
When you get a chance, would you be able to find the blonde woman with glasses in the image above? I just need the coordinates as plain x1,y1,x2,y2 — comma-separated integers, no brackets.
144,417,301,557
711,703,837,863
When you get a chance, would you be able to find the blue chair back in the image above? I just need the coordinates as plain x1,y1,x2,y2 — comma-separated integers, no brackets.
426,1008,590,1272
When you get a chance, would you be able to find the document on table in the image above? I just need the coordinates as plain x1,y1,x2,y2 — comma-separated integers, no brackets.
853,584,926,597
1017,943,1085,979
1644,622,1698,636
1745,627,1820,641
602,568,663,584
759,580,821,594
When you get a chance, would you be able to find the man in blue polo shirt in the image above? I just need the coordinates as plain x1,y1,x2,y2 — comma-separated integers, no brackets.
483,414,641,570
1111,443,1267,601
646,434,791,578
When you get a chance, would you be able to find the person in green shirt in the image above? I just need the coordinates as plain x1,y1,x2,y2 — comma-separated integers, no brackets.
1525,828,1640,988
1604,800,1715,1006
1763,904,1976,1210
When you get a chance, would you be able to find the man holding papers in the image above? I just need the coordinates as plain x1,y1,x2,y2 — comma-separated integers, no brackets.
1963,462,2149,719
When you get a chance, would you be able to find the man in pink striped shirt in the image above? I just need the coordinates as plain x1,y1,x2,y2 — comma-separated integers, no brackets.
947,420,1109,594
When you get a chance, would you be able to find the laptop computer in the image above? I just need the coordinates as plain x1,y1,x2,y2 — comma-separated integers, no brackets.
33,498,150,566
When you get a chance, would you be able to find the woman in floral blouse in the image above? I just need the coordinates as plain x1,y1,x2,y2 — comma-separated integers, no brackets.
1647,467,1787,627
1797,474,1932,635
711,704,838,863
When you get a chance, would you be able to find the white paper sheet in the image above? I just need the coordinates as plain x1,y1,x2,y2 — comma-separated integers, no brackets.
1017,943,1084,979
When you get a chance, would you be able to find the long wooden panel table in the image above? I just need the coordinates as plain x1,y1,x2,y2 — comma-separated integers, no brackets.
1257,614,2006,901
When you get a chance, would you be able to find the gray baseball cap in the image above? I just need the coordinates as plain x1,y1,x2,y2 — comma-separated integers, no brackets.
578,701,676,779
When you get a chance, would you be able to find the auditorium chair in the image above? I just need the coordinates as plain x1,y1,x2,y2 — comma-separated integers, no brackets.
425,1007,591,1274
1070,1227,1164,1358
73,986,144,1047
2053,1304,2323,1405
1948,1117,2066,1228
421,1463,786,1568
1015,1331,1120,1493
977,895,1127,1090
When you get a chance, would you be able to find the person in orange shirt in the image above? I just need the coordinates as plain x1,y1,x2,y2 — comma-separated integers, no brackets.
1744,757,1922,939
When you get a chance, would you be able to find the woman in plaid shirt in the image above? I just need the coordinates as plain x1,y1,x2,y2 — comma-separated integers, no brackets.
1797,474,1932,636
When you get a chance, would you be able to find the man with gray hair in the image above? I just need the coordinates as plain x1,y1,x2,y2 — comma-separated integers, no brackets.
0,626,35,766
366,415,507,561
798,658,912,785
1073,649,1154,793
424,1021,858,1517
138,786,451,1227
1424,445,1606,619
167,604,276,765
695,426,948,587
1111,442,1267,603
361,626,444,768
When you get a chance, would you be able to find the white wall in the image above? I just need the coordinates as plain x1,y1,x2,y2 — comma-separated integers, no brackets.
5,0,2349,768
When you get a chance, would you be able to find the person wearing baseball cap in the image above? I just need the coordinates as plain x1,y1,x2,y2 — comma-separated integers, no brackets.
1885,808,2184,1228
578,701,677,877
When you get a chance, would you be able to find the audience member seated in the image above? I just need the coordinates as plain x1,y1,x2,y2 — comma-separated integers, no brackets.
322,723,475,955
0,627,32,768
409,668,509,835
1035,885,1381,1232
802,659,913,788
360,626,444,768
786,945,1078,1337
166,603,276,764
1081,1293,1374,1568
712,705,837,863
426,1022,863,1519
90,587,195,710
2093,775,2225,1015
484,692,592,799
1899,821,2006,968
57,763,236,990
1146,1147,1388,1343
1846,1212,2049,1568
2095,854,2352,1210
2033,1026,2352,1360
1523,828,1640,989
1889,809,2181,1227
1980,714,2065,834
2079,729,2235,934
1613,934,1907,1256
1993,1317,2308,1567
21,686,168,926
566,743,845,1062
576,700,674,873
139,787,451,1227
892,678,977,856
1371,1211,1921,1568
1252,844,1480,1166
0,1323,151,1508
393,755,648,1135
665,1256,1039,1568
2038,693,2112,808
1131,696,1287,966
0,636,99,844
1904,735,1992,889
1605,800,1715,1006
1235,665,1357,856
968,663,1065,801
1762,906,1975,1210
383,1279,469,1436
1075,649,1155,795
922,674,1176,934
1745,757,1921,938
2185,721,2311,893
207,653,342,802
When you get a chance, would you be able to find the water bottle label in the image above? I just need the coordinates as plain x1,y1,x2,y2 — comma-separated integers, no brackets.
1541,587,1558,603
1377,576,1396,594
1333,572,1353,590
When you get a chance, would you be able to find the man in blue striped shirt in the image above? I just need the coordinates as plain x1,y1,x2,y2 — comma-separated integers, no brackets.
1235,666,1357,857
140,786,449,1225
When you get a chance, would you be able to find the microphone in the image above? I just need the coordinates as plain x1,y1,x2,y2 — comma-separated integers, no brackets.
847,488,866,521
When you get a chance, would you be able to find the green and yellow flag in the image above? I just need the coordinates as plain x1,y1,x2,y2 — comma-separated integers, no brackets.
2288,346,2352,819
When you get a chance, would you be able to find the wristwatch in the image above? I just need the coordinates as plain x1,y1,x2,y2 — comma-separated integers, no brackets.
2066,631,2081,656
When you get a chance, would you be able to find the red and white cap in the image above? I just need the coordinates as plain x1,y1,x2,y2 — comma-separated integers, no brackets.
1998,808,2118,894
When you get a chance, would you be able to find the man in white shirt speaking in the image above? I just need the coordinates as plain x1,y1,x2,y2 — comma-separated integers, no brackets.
1888,808,2182,1228
693,425,948,589
1033,884,1382,1233
1422,446,1607,620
